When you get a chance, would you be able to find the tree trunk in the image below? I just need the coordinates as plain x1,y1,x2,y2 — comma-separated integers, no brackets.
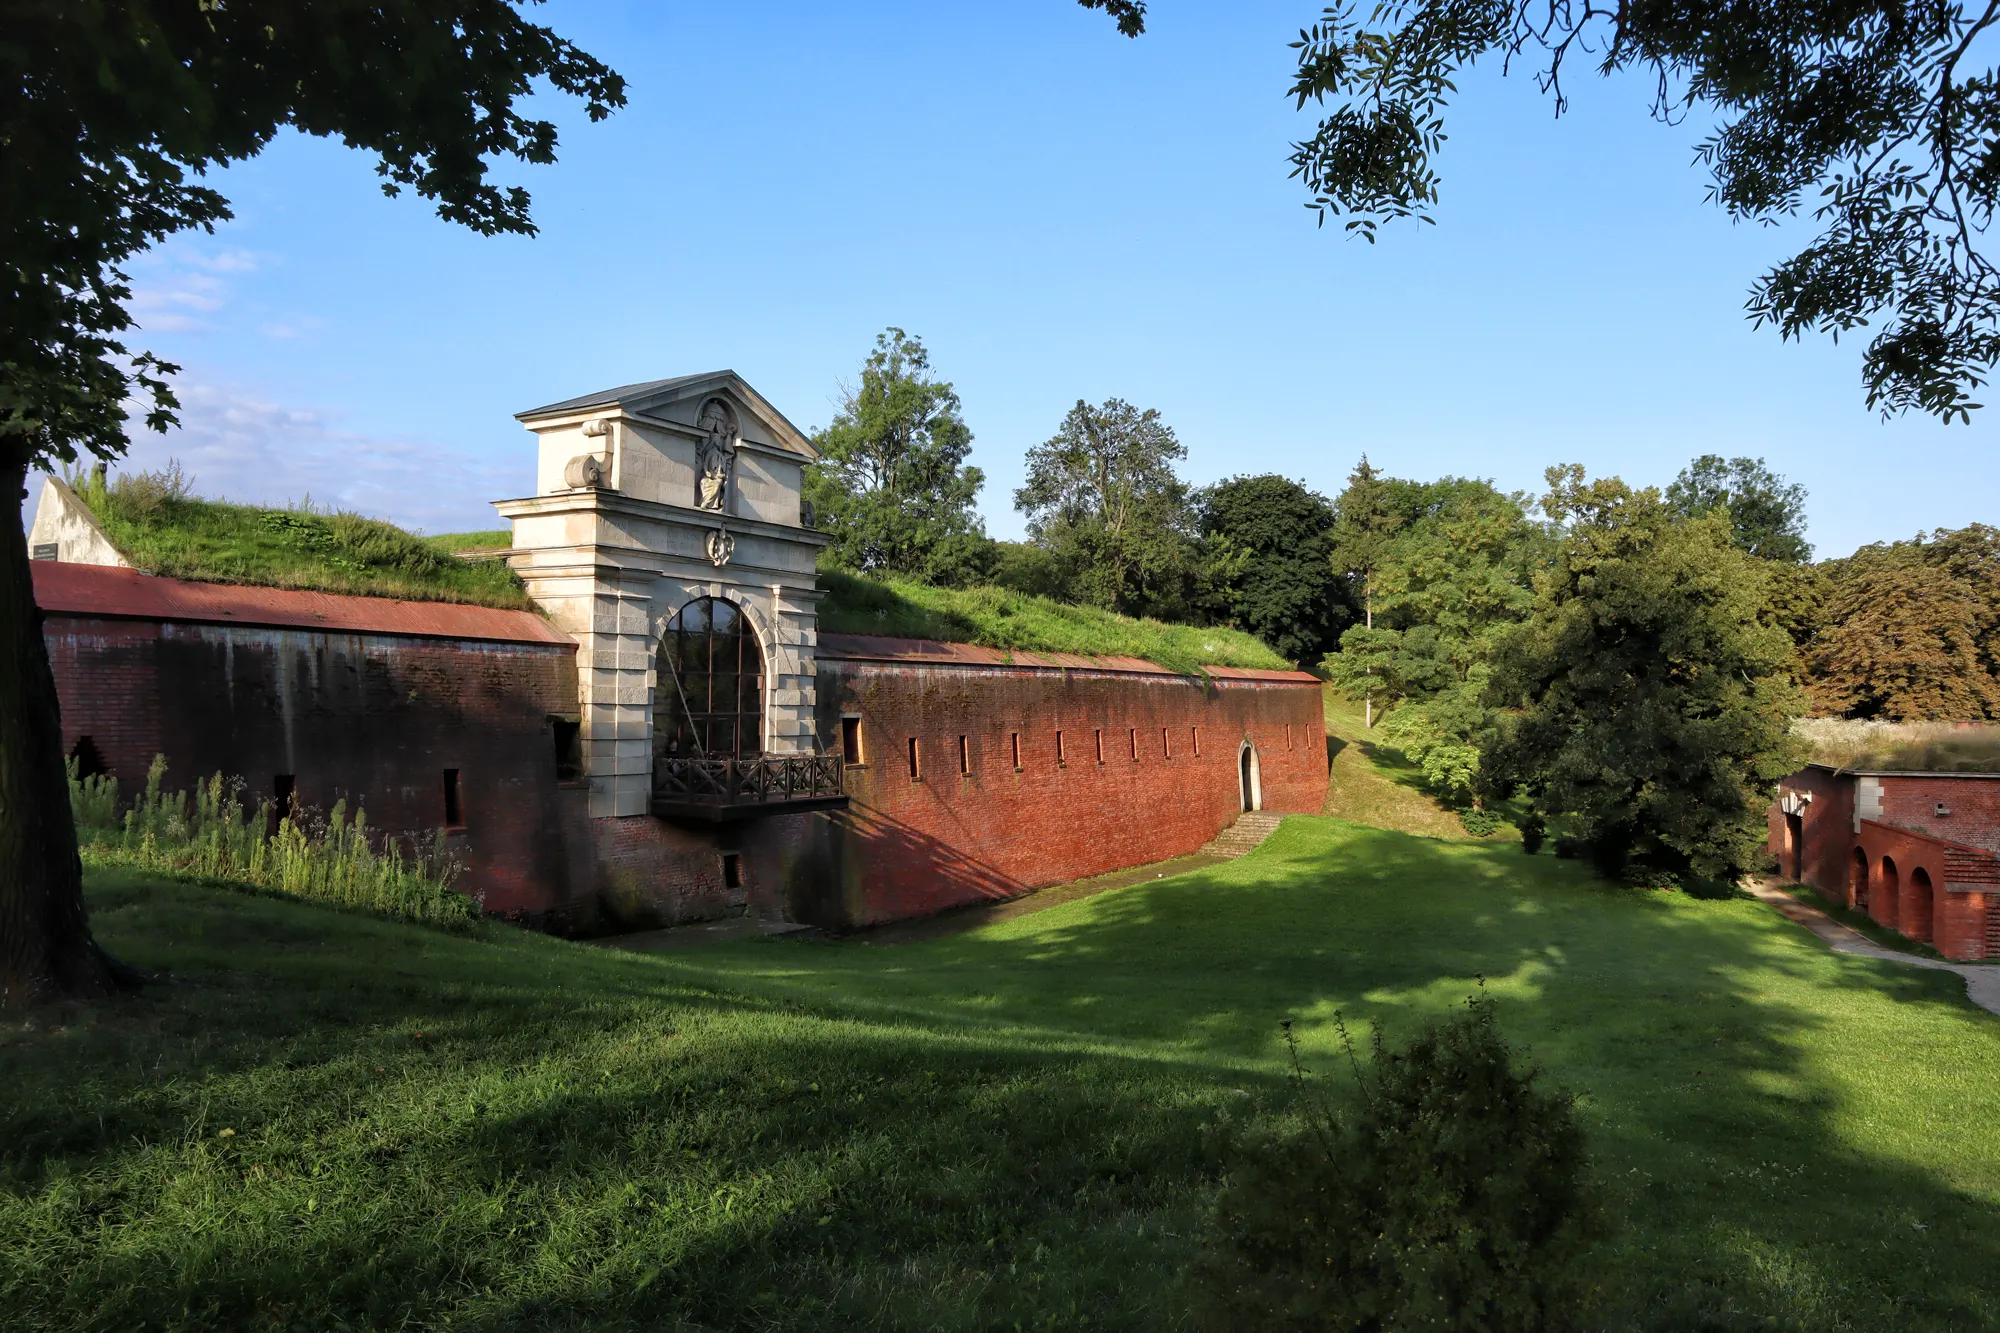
0,448,135,1005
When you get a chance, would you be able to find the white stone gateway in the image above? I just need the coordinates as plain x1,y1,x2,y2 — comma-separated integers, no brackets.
494,372,831,820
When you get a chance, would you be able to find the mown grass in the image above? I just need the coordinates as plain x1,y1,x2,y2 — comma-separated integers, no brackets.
816,570,1290,674
7,820,1998,1331
70,471,531,609
1318,687,1506,841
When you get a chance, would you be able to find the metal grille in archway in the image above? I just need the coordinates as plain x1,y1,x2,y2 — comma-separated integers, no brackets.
656,598,764,759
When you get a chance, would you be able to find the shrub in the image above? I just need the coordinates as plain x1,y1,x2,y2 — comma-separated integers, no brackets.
1552,835,1582,859
1518,813,1546,856
1458,807,1501,838
1622,866,1681,891
69,756,478,928
1194,996,1599,1332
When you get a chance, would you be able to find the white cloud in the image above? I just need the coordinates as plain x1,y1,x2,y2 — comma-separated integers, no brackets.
116,378,531,535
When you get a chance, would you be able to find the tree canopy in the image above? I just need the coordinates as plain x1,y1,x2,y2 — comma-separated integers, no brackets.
1015,398,1198,618
1284,0,2000,421
1667,455,1813,563
1198,474,1347,662
805,329,991,587
3,2,626,474
1809,525,2000,719
1485,469,1806,879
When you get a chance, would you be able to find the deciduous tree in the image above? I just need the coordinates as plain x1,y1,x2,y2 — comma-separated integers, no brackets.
1198,474,1346,662
1667,455,1813,563
1,2,623,1003
1809,529,2000,719
1015,398,1198,618
1484,468,1807,879
806,329,992,586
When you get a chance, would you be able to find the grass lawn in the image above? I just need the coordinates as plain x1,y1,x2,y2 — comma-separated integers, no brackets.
1319,687,1515,842
6,824,1998,1331
816,570,1290,674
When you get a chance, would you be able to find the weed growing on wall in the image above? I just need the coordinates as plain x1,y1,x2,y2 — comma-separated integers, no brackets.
68,757,477,928
1193,993,1600,1331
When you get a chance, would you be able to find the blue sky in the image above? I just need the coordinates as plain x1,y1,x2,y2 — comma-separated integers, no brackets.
111,0,1993,556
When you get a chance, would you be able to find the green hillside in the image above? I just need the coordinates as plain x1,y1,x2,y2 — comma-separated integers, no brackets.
66,471,532,610
816,570,1291,674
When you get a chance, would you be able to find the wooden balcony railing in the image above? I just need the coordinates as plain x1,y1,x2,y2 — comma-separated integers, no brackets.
652,753,847,821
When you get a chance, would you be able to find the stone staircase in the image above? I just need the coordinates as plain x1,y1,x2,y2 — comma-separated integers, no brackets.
1200,811,1285,860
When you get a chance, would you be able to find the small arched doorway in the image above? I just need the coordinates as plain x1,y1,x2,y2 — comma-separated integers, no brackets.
655,597,765,761
1850,846,1870,911
1238,740,1262,813
1784,810,1805,879
1878,856,1901,932
1906,867,1935,944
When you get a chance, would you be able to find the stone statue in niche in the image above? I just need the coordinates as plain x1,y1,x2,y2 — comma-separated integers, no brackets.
695,398,738,512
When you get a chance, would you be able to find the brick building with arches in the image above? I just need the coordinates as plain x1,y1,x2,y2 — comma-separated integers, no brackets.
38,371,1325,934
1771,765,2000,960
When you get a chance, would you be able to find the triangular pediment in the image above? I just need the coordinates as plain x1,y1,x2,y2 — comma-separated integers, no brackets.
516,371,816,459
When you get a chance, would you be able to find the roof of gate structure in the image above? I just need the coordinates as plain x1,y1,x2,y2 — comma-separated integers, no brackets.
516,370,816,457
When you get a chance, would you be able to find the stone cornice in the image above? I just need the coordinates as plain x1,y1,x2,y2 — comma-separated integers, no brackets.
492,489,834,549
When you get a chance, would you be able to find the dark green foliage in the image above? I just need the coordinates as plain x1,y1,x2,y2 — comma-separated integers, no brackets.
1667,455,1812,563
1015,398,1201,618
1285,0,2000,419
988,540,1069,599
1195,998,1597,1332
805,329,993,587
1199,474,1346,662
1518,813,1546,856
5,2,624,474
1458,807,1500,838
1484,468,1808,880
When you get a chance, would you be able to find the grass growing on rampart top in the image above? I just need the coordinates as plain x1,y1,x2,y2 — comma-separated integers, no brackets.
67,468,531,609
7,819,1998,1330
1794,716,2000,773
816,569,1291,674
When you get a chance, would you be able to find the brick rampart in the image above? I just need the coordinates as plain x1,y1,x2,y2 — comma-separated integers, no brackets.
807,657,1327,928
46,612,589,918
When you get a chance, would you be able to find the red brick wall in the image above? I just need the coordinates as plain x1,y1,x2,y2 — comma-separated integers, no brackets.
46,613,586,918
807,660,1327,928
1771,769,1994,959
1875,774,2000,853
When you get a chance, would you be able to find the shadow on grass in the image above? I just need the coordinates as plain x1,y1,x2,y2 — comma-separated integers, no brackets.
5,841,1999,1331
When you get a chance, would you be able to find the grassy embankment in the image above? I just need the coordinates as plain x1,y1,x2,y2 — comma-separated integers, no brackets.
67,473,531,610
815,570,1290,674
1318,686,1512,840
7,819,1998,1331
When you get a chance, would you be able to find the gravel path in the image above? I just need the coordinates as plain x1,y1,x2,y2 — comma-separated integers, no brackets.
1745,879,2000,1016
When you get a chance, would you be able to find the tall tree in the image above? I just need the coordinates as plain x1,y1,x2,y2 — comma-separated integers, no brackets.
2,3,623,1003
1809,527,2000,719
1198,474,1346,662
1328,456,1405,724
1666,455,1813,563
1284,0,2000,420
1485,467,1807,879
805,329,991,586
1015,398,1198,617
1325,478,1541,799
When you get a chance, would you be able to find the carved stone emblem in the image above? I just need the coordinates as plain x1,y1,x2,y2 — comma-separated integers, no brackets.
695,398,738,512
705,526,736,568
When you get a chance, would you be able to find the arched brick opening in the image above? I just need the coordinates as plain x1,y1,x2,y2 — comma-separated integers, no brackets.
1905,867,1935,944
1878,856,1901,932
1238,739,1263,812
1850,846,1870,911
1784,810,1804,879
